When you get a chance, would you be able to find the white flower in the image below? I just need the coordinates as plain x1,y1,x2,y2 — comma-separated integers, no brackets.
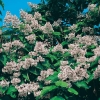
34,12,42,20
40,22,54,34
88,4,96,11
27,2,39,9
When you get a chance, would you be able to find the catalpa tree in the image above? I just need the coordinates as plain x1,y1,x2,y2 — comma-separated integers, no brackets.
0,0,100,100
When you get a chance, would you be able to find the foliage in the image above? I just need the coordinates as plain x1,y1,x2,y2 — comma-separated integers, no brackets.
0,0,100,100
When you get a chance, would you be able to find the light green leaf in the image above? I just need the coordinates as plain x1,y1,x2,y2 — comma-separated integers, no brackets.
46,54,57,62
41,85,57,96
68,88,78,95
0,77,4,80
46,71,59,82
75,81,89,89
6,85,17,98
61,41,68,46
39,35,44,40
55,80,68,88
85,52,94,57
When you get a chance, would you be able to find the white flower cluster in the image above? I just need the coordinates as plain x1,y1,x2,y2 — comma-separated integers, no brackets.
12,40,24,48
68,24,77,31
82,27,93,34
11,78,21,85
15,82,41,97
20,58,38,69
0,80,9,87
2,61,21,74
2,42,12,52
34,42,49,55
36,56,45,62
4,11,21,28
40,22,54,34
37,69,54,84
58,61,89,86
52,19,62,27
66,32,75,39
25,34,36,44
2,40,24,52
27,2,39,9
45,11,51,16
93,46,100,56
20,10,40,32
68,43,86,58
34,12,42,20
76,35,97,47
22,24,32,34
13,72,21,77
93,65,100,79
20,9,33,22
52,44,67,53
88,4,96,11
29,51,38,57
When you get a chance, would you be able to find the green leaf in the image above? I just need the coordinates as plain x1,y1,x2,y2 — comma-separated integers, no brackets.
42,59,51,68
54,61,60,67
61,41,68,46
22,73,30,81
63,29,69,33
6,85,17,98
41,85,57,96
86,74,93,83
75,81,89,89
0,77,4,80
21,55,30,61
29,68,39,75
0,0,4,10
36,63,43,70
63,52,71,57
85,52,94,58
50,96,65,100
39,35,44,40
88,45,96,50
52,32,61,35
90,57,99,68
0,86,7,94
42,17,47,22
55,80,68,88
46,54,57,62
68,88,78,95
0,55,7,66
46,71,59,82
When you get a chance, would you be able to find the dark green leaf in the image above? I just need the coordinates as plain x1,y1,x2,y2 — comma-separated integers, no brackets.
22,73,30,81
0,55,7,66
52,32,61,35
50,96,65,100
